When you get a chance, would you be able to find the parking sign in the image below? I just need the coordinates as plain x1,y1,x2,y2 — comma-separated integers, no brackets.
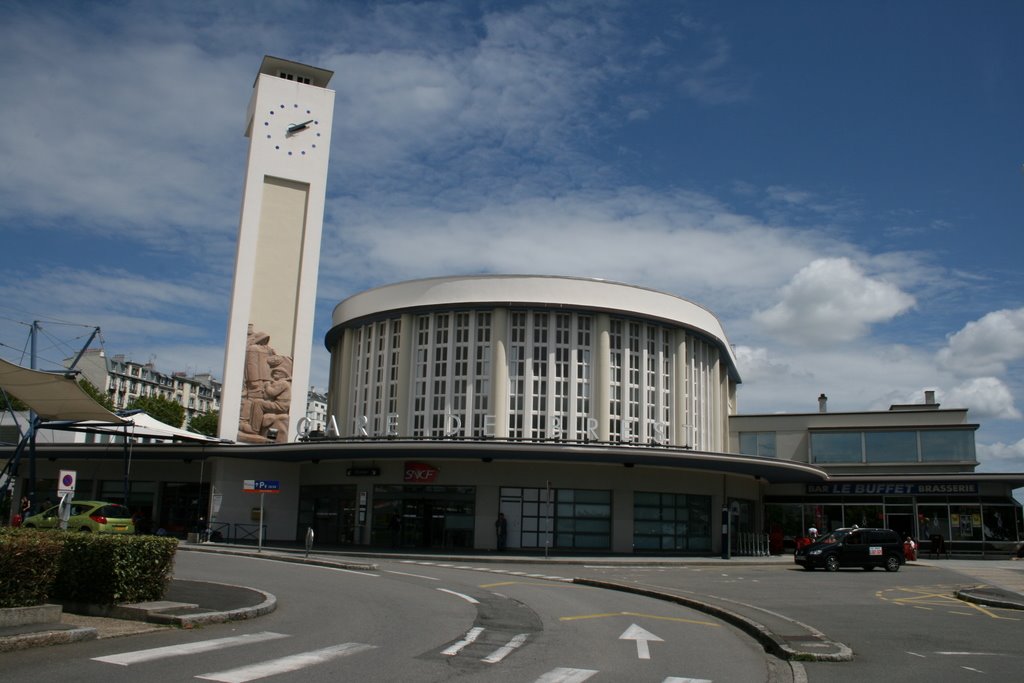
58,469,77,496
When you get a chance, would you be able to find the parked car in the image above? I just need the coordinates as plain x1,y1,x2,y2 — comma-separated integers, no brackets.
794,527,904,572
22,500,135,534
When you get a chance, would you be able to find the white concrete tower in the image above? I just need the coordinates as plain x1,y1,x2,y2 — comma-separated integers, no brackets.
219,56,335,443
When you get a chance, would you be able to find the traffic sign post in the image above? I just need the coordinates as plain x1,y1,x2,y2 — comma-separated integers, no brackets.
56,470,77,530
243,480,280,552
58,469,76,497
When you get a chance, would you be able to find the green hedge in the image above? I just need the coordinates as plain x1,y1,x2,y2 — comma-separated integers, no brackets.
54,534,179,604
0,529,178,606
0,528,65,608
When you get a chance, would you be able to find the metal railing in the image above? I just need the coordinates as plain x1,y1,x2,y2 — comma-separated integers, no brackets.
731,532,770,556
233,523,267,544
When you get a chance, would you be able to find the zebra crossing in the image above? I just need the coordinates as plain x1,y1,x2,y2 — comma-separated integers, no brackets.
90,630,712,682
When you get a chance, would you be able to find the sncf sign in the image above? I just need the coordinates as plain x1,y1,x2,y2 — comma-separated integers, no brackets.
404,461,439,483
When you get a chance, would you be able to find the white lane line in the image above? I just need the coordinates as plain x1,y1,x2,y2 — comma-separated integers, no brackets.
237,555,379,576
441,626,484,656
961,666,985,673
385,570,440,580
300,562,379,577
437,588,480,604
533,667,599,682
482,632,529,663
195,643,376,682
93,632,289,666
907,651,926,658
936,652,1002,656
662,678,713,682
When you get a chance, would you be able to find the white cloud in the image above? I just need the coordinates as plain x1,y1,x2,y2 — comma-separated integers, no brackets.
752,257,916,346
977,438,1024,472
937,308,1024,377
942,378,1021,420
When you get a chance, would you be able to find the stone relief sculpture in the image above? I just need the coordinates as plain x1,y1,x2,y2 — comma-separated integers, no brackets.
238,323,292,443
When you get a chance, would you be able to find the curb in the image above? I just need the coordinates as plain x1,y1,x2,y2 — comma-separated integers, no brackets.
146,581,277,628
956,589,1024,611
178,543,378,572
0,626,96,653
573,578,853,663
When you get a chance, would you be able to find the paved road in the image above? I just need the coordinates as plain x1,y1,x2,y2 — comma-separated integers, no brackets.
539,557,1024,681
1,551,777,682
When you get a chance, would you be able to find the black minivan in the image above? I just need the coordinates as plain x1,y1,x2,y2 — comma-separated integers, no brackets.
794,527,904,572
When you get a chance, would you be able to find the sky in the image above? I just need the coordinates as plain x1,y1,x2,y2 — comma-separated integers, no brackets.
1,1,1022,471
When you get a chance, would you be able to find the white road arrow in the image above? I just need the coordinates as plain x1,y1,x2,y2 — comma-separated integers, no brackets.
619,623,664,660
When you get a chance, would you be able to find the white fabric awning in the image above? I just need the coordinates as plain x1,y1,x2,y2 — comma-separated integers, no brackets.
0,357,126,423
72,411,223,444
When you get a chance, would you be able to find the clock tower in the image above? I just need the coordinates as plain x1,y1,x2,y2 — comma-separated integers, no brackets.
219,56,335,443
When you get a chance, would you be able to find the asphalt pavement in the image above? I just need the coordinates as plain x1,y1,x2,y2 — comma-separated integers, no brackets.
3,541,1022,664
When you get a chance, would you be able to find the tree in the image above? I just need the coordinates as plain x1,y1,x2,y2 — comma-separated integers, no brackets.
128,395,186,428
189,410,220,437
78,377,115,411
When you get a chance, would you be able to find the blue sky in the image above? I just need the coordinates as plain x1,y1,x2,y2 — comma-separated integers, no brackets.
1,1,1022,470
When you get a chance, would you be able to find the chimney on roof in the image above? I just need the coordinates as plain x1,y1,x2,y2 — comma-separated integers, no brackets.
925,390,936,405
818,393,828,413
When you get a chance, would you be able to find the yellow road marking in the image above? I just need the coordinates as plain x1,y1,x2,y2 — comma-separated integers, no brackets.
559,611,719,627
961,600,1015,621
878,585,1019,621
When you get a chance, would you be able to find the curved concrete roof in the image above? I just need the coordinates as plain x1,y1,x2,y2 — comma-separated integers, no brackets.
328,275,740,379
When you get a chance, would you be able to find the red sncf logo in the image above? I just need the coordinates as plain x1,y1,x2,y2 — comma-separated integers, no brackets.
404,462,439,483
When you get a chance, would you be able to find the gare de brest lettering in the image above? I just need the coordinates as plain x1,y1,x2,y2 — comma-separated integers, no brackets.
297,412,671,445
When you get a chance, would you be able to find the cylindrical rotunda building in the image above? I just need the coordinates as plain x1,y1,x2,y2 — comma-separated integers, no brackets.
321,275,824,553
327,275,739,449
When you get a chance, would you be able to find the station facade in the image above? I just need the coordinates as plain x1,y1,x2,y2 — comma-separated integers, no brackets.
9,275,1022,556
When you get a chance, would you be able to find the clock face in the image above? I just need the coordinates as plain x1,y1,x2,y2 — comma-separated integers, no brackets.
262,103,322,156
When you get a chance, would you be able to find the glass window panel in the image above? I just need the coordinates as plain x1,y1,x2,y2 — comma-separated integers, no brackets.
739,432,758,455
634,536,659,549
521,532,537,547
523,502,538,516
557,504,574,517
844,505,884,528
634,521,661,535
634,507,660,520
920,430,976,462
574,535,607,549
865,431,918,462
575,490,611,504
810,432,862,463
918,505,950,543
574,504,610,518
950,505,982,541
576,519,610,533
983,506,1015,541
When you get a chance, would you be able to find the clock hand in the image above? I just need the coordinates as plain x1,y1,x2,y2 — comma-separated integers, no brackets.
287,119,314,134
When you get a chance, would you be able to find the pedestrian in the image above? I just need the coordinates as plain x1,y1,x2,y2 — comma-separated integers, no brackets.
903,536,917,561
495,512,508,551
20,495,31,519
389,513,401,547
